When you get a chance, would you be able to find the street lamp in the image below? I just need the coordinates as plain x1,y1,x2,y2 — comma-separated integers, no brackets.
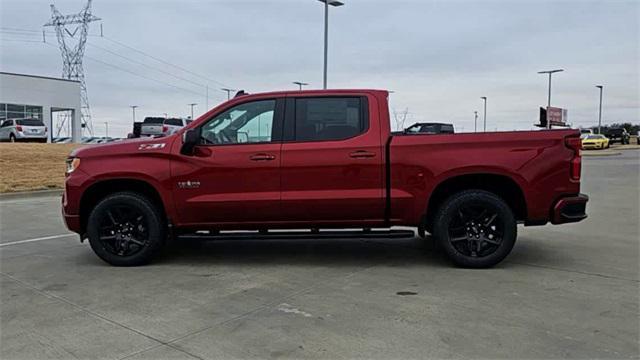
221,88,235,100
163,113,168,119
130,105,138,123
317,0,344,89
188,103,197,120
104,122,108,138
474,111,478,133
596,85,603,134
480,97,487,132
293,81,309,90
538,69,564,129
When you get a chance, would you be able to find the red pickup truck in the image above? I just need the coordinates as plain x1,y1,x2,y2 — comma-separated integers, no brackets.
62,89,588,268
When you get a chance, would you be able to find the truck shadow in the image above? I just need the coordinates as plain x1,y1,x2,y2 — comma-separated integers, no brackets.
155,236,453,268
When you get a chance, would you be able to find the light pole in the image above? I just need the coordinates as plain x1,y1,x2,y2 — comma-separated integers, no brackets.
480,97,487,132
188,103,197,120
293,81,309,90
317,0,344,89
221,88,235,100
596,85,603,134
474,111,478,132
538,69,564,129
130,105,138,123
104,122,108,138
163,113,168,119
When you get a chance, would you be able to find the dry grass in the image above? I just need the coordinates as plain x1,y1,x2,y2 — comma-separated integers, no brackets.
0,143,81,193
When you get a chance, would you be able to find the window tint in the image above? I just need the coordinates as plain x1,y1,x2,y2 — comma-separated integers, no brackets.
164,118,183,126
294,97,365,141
200,100,275,144
143,117,165,124
16,119,44,126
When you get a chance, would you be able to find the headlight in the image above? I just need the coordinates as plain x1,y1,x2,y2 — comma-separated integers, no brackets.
66,157,81,174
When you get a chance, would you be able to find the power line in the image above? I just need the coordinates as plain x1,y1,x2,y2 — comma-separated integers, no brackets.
1,26,231,89
101,35,231,88
86,41,208,90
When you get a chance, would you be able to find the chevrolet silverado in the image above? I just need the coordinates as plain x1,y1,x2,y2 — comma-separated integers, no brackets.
62,89,588,267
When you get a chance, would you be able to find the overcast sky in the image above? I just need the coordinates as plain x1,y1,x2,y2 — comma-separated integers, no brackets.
1,0,638,137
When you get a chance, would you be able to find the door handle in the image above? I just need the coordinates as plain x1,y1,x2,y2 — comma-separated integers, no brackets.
349,150,376,159
249,153,276,161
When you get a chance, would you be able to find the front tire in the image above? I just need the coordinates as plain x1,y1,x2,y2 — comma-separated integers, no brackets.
87,192,166,266
433,190,517,268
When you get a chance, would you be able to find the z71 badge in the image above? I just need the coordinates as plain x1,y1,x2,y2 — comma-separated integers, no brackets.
138,143,166,150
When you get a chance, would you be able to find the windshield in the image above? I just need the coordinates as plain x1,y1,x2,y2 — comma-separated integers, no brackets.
16,119,44,126
586,135,604,139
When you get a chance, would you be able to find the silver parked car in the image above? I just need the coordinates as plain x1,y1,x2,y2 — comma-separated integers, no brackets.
0,118,48,142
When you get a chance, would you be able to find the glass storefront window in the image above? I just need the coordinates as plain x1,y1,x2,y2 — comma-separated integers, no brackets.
25,105,42,119
0,103,43,120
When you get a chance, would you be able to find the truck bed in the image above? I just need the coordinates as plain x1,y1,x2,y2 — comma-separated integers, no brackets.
388,129,580,225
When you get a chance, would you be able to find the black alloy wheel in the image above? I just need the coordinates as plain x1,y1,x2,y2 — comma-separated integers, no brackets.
87,192,165,266
434,190,517,268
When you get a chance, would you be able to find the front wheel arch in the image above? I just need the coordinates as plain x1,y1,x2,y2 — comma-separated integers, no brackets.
80,178,168,235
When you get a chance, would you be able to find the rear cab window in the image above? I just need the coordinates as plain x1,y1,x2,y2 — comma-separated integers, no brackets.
164,118,184,126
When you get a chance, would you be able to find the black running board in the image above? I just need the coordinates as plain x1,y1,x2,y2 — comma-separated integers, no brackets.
178,229,416,241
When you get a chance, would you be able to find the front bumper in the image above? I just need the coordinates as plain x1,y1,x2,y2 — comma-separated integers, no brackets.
551,194,589,224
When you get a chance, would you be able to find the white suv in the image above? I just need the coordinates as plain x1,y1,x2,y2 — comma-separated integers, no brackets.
0,118,48,142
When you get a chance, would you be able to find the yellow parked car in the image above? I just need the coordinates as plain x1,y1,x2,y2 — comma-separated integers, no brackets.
581,134,610,150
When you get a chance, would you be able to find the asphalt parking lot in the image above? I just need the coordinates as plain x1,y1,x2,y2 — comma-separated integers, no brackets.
1,151,638,360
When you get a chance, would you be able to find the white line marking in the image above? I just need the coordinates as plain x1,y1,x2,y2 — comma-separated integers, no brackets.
0,234,76,248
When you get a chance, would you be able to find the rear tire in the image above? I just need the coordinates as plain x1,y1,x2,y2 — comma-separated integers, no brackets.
433,190,517,268
87,192,166,266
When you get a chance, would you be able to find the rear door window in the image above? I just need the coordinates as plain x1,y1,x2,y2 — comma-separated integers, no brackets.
292,97,367,141
16,119,44,126
164,118,183,126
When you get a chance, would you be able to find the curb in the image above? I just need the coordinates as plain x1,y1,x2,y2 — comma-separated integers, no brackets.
582,151,621,157
0,189,63,200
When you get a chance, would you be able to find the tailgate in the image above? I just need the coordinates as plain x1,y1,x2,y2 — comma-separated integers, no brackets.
141,124,163,135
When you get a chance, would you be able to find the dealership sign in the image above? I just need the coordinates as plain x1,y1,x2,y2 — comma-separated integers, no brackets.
547,107,568,126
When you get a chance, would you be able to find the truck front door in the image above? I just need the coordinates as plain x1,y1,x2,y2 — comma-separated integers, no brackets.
171,98,284,226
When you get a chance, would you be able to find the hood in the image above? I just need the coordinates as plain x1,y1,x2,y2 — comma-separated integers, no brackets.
70,135,178,158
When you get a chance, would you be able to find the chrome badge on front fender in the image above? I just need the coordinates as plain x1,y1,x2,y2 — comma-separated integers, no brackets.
178,181,200,189
138,143,166,150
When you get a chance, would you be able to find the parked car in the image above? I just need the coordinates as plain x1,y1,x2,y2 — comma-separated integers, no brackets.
404,122,455,135
581,134,610,150
140,117,165,136
0,118,47,142
579,129,593,139
53,137,72,144
62,89,587,268
605,128,630,144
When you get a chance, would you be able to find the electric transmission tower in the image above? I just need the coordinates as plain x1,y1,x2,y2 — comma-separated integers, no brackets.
44,0,100,136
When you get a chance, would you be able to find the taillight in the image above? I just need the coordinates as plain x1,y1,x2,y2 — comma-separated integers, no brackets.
16,125,23,132
45,126,48,133
565,136,582,181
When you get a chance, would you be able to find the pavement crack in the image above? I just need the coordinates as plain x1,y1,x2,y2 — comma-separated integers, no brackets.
0,272,204,360
119,262,379,359
506,261,640,283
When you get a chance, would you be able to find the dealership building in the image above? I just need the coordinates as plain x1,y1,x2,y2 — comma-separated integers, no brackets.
0,72,82,142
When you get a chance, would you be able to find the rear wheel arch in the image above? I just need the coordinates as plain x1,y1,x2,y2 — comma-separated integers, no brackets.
79,178,168,234
424,173,527,231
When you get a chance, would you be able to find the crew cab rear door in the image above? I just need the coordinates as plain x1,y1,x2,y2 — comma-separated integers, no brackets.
279,94,385,224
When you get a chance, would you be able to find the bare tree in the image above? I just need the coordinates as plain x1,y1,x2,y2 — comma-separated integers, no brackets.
392,108,409,131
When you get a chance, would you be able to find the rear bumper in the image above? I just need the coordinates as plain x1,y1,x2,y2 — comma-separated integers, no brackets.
551,194,589,224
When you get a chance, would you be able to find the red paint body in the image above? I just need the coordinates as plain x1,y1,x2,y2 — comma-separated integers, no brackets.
62,89,586,234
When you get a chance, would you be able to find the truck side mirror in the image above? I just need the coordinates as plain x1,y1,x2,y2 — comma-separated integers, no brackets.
181,129,199,155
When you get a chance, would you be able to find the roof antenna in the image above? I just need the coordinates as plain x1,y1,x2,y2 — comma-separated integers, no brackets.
234,90,248,98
